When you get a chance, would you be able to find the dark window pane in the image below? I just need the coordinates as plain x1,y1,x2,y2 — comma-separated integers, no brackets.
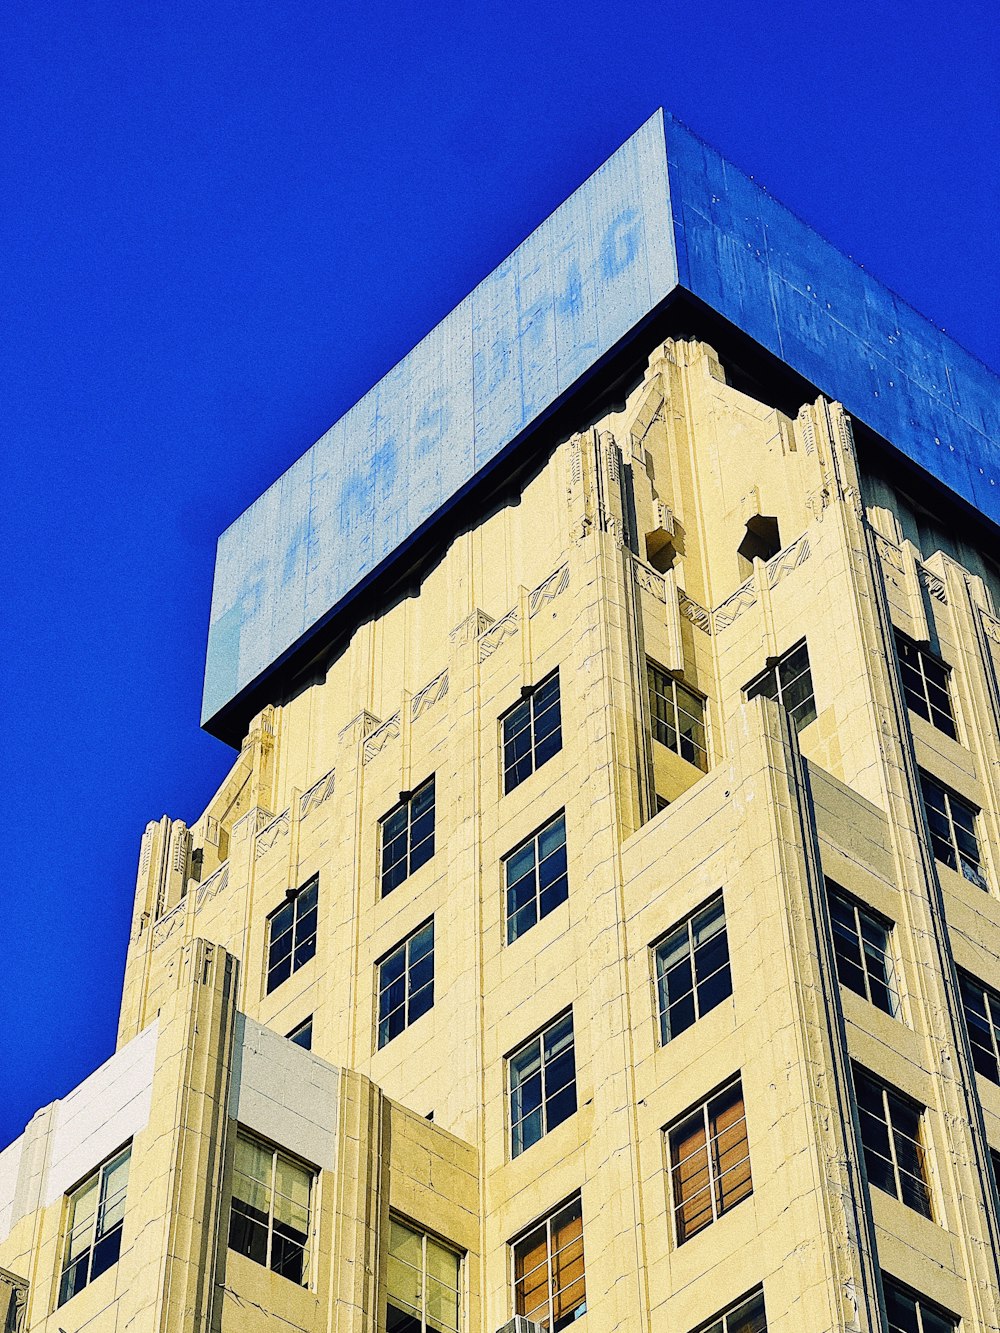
381,780,436,894
229,1204,269,1266
509,1014,577,1155
378,922,435,1046
503,673,562,792
656,897,731,1043
288,1018,313,1050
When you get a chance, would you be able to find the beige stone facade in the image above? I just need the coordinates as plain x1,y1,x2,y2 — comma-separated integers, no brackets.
4,336,1000,1331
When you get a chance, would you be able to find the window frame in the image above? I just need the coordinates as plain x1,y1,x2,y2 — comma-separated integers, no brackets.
666,1076,753,1246
287,1015,313,1051
646,659,709,772
744,638,817,732
500,668,563,794
510,1192,587,1332
227,1128,315,1287
919,770,988,890
651,893,733,1046
507,1009,578,1158
376,917,435,1050
265,875,319,995
692,1285,767,1333
959,970,1000,1085
883,1276,958,1333
894,631,958,740
385,1214,464,1333
380,776,437,897
58,1141,132,1307
826,882,900,1018
502,811,569,945
853,1066,933,1219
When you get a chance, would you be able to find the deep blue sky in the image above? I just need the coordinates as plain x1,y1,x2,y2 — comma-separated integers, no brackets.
3,1,998,1147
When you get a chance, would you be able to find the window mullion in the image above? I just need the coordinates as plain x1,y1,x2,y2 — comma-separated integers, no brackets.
266,1149,277,1270
882,1090,903,1200
534,832,543,917
547,1214,556,1329
687,919,698,1021
988,991,1000,1075
538,1035,548,1137
952,801,966,868
705,1102,719,1224
856,904,874,1006
420,1232,427,1329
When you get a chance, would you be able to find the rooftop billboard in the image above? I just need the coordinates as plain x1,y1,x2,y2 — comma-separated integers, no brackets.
203,110,999,737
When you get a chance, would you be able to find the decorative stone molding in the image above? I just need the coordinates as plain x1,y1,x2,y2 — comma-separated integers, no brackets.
981,611,1000,646
152,900,185,949
195,861,230,911
529,564,570,616
478,608,520,662
918,564,948,604
678,591,712,635
628,386,665,454
713,532,812,632
300,767,336,818
805,486,832,521
873,531,905,573
411,669,449,721
338,710,381,746
363,713,401,763
765,533,811,590
713,580,757,632
255,809,290,856
634,560,667,602
139,823,155,874
231,806,274,840
171,824,192,874
450,608,495,645
0,1267,28,1333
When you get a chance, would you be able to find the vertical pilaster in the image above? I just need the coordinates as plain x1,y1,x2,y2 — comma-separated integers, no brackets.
122,940,238,1333
823,403,1000,1328
731,695,885,1332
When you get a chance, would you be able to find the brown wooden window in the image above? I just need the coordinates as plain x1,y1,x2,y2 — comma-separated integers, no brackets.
667,1078,752,1244
511,1194,586,1331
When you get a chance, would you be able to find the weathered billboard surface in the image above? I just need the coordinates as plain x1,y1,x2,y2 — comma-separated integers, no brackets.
203,110,999,736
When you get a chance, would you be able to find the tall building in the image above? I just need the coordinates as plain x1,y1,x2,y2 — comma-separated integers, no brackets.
3,111,1000,1333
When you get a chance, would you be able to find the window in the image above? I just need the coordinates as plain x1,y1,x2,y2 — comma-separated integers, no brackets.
895,633,957,739
884,1279,957,1333
853,1067,932,1217
509,1011,577,1157
386,1217,462,1333
959,972,1000,1084
667,1078,752,1244
511,1194,586,1331
504,813,569,944
502,670,563,793
654,895,732,1044
919,771,987,889
266,877,318,994
744,640,817,732
827,884,899,1017
647,661,709,771
694,1286,767,1333
58,1144,131,1306
991,1147,1000,1194
287,1016,313,1051
377,919,434,1048
381,777,436,896
228,1131,313,1285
